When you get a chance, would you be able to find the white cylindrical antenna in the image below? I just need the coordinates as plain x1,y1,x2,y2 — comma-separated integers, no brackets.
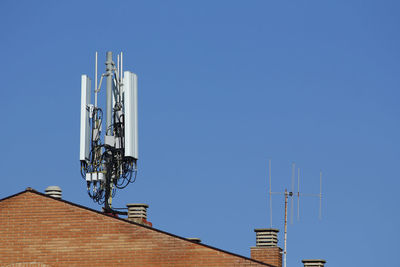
95,51,98,107
124,71,139,160
291,162,295,224
117,54,120,84
80,75,91,161
319,171,322,220
120,52,124,82
121,52,123,85
297,168,300,221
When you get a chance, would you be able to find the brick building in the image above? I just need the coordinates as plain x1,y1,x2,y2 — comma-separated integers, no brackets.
0,188,325,267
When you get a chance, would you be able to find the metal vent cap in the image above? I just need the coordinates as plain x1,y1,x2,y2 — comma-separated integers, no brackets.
45,186,62,199
254,228,279,247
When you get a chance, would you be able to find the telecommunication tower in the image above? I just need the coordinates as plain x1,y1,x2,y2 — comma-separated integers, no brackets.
80,51,138,214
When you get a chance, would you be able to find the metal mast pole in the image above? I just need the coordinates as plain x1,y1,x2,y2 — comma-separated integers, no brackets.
104,51,113,212
106,51,113,135
284,189,288,267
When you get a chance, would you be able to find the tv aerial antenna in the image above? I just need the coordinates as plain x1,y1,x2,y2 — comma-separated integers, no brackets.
79,51,139,215
268,159,323,267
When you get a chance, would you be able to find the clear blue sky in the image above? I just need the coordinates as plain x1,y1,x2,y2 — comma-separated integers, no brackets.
1,1,399,266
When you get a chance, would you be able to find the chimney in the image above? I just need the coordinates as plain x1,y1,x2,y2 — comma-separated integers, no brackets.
251,228,282,267
126,203,152,227
45,186,62,199
302,259,326,267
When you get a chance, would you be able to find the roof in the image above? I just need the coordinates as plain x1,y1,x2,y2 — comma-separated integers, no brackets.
0,188,273,267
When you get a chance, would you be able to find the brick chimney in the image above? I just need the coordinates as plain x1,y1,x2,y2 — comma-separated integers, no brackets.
126,203,152,227
251,228,282,267
302,259,326,267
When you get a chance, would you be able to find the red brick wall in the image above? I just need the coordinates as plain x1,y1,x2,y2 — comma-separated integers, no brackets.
251,247,282,267
0,191,272,267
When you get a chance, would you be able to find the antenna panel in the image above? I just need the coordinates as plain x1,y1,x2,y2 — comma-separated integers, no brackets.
80,75,91,161
123,71,138,160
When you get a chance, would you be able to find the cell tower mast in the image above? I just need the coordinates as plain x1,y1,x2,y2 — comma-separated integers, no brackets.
80,51,139,214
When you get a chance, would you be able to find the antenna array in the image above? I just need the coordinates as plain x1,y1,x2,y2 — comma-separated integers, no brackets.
80,51,138,214
268,160,323,267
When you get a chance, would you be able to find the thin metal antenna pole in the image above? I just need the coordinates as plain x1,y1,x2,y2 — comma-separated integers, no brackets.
269,159,272,228
106,51,113,135
105,51,114,211
95,52,98,107
319,171,322,220
283,189,288,267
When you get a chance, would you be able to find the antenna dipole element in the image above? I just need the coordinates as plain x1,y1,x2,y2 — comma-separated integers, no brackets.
291,162,295,224
269,159,272,228
319,171,322,220
297,168,300,221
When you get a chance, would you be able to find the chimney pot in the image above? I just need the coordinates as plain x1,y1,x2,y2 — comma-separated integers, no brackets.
45,186,62,199
254,228,279,247
302,259,326,267
126,203,150,225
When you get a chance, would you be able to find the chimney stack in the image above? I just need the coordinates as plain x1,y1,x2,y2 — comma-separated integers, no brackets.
251,229,282,267
45,186,62,199
302,259,326,267
126,203,152,227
